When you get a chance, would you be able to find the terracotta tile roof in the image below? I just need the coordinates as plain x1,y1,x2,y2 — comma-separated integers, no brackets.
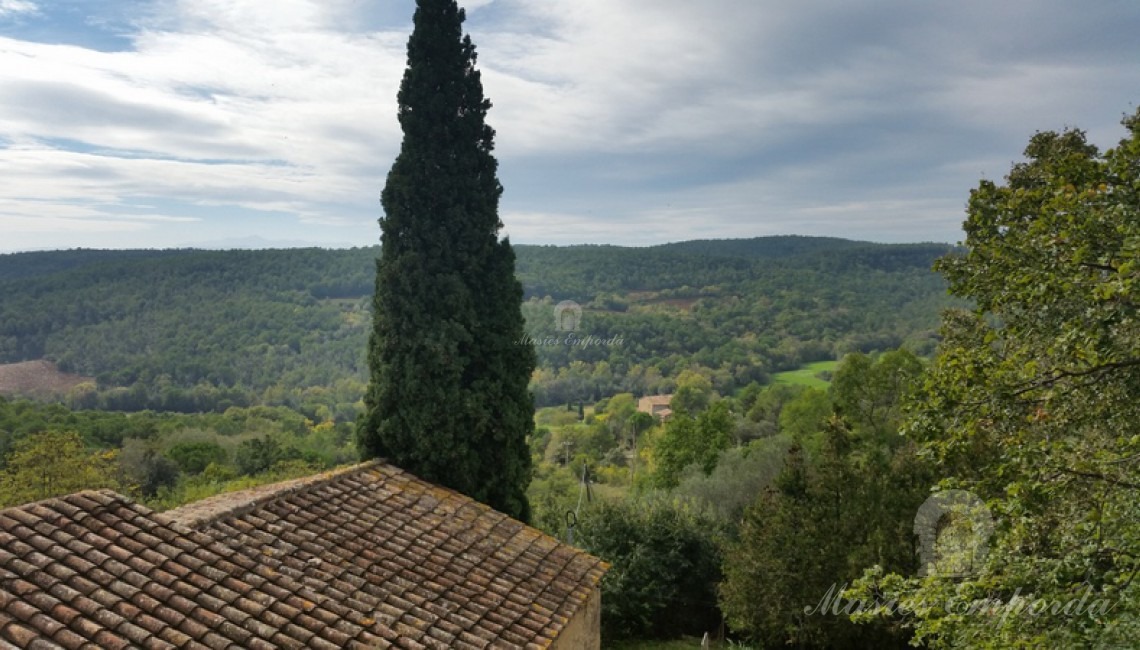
0,461,608,650
167,462,609,649
0,490,396,649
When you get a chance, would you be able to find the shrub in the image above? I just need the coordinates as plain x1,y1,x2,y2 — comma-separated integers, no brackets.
575,499,723,642
166,440,228,474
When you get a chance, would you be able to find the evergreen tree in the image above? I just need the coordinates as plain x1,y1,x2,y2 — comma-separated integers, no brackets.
358,0,534,521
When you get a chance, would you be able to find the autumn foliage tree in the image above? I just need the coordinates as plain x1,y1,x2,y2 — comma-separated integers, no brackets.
358,0,534,520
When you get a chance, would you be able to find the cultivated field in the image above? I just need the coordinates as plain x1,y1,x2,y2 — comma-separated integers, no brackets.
0,360,91,397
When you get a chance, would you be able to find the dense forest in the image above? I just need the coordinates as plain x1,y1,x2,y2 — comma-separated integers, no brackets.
0,236,956,417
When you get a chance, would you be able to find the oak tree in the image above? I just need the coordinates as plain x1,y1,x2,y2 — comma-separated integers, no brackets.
852,110,1140,648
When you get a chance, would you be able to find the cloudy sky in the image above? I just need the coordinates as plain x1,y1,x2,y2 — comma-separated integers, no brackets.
0,0,1137,251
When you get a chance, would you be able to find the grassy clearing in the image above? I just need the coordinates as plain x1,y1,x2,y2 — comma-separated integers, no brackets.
771,360,839,389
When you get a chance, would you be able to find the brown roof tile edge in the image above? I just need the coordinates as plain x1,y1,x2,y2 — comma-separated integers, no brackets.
161,460,384,529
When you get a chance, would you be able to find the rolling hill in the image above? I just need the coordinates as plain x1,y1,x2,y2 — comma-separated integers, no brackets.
0,237,959,415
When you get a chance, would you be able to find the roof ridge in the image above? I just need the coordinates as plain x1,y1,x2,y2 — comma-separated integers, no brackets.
161,459,384,529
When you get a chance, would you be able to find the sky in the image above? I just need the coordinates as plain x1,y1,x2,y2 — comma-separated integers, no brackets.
0,0,1137,252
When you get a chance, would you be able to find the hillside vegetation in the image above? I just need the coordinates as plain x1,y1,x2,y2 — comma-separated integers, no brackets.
0,237,955,417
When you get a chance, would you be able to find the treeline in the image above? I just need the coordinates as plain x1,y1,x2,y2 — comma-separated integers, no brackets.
0,237,957,414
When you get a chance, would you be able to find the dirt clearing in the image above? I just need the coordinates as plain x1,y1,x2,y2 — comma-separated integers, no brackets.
0,360,92,397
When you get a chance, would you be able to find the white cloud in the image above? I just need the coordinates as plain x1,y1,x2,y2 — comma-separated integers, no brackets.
0,0,405,246
0,0,1137,249
0,0,35,17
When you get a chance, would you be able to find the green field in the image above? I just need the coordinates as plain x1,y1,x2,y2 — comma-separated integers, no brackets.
771,360,838,389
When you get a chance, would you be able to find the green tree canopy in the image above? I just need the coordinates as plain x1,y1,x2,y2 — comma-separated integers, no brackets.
576,499,723,642
357,0,534,520
852,109,1140,648
652,401,734,489
722,405,929,647
0,431,118,507
778,386,832,440
831,349,924,439
671,369,714,414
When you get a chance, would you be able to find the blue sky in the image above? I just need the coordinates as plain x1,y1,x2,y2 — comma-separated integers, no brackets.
0,0,1137,251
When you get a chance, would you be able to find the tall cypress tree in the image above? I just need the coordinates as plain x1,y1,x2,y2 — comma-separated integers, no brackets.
358,0,535,521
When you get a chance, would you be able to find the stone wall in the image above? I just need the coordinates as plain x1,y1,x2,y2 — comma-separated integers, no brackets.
550,586,602,650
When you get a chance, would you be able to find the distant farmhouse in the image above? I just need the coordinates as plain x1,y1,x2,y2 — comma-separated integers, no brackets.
637,394,674,422
0,461,607,649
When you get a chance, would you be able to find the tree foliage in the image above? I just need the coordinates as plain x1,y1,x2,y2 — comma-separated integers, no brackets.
830,349,923,439
652,401,734,489
851,110,1140,648
718,350,933,648
118,437,180,497
357,0,534,520
167,440,228,474
0,430,118,506
235,435,300,476
720,417,930,648
671,370,714,414
777,387,831,440
575,499,723,642
0,397,356,510
671,434,793,523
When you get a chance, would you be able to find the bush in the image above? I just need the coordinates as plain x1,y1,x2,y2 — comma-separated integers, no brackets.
166,440,228,474
575,499,723,642
671,435,792,522
526,465,579,538
234,435,300,476
119,438,180,497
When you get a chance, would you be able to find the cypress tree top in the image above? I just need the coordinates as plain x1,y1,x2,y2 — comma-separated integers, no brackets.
358,0,535,522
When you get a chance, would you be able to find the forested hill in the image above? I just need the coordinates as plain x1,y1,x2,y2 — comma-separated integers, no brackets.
520,238,950,296
0,237,958,416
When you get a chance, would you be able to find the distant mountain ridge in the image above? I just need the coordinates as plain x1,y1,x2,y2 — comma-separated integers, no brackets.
651,235,868,258
0,235,953,282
